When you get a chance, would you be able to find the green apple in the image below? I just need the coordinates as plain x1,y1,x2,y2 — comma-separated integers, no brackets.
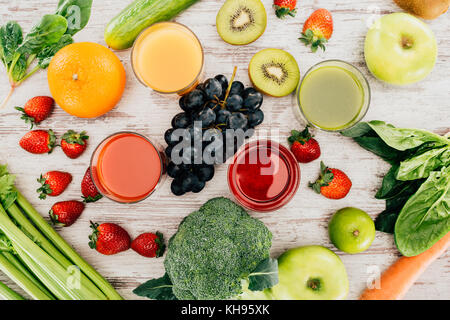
364,12,437,85
269,246,348,300
329,207,375,254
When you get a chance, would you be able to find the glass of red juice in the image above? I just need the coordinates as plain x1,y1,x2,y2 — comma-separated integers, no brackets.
90,132,167,204
228,140,300,212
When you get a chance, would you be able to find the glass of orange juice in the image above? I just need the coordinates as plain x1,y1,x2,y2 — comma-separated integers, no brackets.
131,22,204,95
90,132,167,204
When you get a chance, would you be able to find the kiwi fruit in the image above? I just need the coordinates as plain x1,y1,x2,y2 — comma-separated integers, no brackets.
248,49,300,97
216,0,267,45
394,0,448,20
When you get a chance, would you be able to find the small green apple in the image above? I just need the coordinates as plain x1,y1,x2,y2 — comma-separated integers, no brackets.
269,246,349,300
364,12,437,85
329,207,375,254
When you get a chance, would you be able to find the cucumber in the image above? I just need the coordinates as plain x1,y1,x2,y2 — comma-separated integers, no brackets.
105,0,200,50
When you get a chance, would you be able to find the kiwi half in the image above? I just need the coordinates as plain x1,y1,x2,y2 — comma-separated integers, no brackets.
248,49,300,97
216,0,267,45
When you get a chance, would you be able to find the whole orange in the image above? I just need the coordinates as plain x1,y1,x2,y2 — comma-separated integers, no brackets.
48,42,126,118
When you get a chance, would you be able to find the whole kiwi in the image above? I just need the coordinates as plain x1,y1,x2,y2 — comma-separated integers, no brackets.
394,0,449,20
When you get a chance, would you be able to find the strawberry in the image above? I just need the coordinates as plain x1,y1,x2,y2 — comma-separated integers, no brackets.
89,221,131,255
131,232,166,258
309,162,352,199
299,9,333,52
273,0,297,18
37,171,72,199
19,129,56,154
49,200,85,227
81,167,102,203
15,96,54,129
61,130,89,159
288,127,321,163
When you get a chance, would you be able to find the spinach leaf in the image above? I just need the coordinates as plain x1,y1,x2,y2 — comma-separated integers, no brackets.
397,146,450,181
341,122,373,138
247,258,278,291
0,21,23,65
18,14,68,55
56,0,93,36
354,136,402,164
133,273,177,300
395,166,450,257
10,54,27,82
368,121,449,151
37,34,73,68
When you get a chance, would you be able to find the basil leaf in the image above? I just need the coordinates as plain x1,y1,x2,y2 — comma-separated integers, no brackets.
0,21,23,65
18,14,68,55
133,273,177,300
397,146,450,181
395,166,450,257
56,0,93,36
37,34,73,69
367,121,449,151
247,258,278,291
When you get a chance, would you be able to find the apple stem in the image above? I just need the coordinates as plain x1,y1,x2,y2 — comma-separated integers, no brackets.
353,230,360,237
401,35,413,49
307,278,321,291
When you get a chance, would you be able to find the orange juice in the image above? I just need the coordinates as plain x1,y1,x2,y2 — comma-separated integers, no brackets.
131,22,203,94
91,132,165,203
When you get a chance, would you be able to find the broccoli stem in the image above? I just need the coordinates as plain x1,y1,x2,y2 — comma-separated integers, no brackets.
0,280,25,300
7,203,107,300
14,190,123,300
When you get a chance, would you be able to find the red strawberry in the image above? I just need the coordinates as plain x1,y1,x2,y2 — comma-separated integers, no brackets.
309,162,352,199
288,127,321,163
37,171,72,199
131,232,165,258
81,167,102,203
273,0,297,18
49,201,85,227
19,129,56,154
89,222,131,255
15,96,54,129
300,9,333,52
61,130,89,159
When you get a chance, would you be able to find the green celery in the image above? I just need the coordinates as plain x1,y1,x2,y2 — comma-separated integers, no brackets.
7,203,107,300
0,280,25,300
0,252,52,300
0,205,95,300
1,251,54,299
15,190,123,300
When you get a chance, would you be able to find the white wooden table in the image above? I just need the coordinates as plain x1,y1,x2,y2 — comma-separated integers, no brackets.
0,0,449,300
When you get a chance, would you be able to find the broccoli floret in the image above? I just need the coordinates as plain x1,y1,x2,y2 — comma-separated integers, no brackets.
164,197,272,300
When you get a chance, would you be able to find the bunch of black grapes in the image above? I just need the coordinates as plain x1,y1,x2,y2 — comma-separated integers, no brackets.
164,72,264,196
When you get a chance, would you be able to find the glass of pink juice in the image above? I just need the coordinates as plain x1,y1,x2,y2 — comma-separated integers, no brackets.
90,132,167,203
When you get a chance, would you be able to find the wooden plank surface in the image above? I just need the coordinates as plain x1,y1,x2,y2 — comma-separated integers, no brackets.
0,0,449,300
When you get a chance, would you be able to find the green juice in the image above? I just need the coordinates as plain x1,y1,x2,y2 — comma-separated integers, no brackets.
299,65,365,131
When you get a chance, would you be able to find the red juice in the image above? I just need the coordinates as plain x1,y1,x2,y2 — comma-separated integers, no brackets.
228,140,300,212
90,132,166,203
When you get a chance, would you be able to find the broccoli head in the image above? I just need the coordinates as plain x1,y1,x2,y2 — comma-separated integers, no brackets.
164,197,272,300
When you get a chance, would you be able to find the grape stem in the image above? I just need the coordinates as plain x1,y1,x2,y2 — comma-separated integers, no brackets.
219,66,238,109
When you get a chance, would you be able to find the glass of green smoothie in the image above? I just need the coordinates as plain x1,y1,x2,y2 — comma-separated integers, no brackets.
295,60,370,131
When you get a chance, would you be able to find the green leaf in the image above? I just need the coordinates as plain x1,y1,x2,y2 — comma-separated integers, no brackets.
354,136,402,165
56,0,93,36
0,21,23,65
37,34,73,69
394,166,450,257
0,169,17,210
18,14,68,55
340,122,372,138
367,121,449,151
9,54,27,82
397,146,450,181
247,258,278,291
133,273,177,300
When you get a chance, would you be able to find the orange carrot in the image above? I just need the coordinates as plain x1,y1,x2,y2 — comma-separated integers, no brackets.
360,232,450,300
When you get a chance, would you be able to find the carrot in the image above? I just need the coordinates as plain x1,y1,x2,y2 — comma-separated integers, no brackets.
360,232,450,300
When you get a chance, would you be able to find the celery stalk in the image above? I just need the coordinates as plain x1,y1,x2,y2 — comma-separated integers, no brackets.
1,251,54,299
0,280,25,300
0,253,53,300
7,203,107,300
0,206,95,300
15,190,123,300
